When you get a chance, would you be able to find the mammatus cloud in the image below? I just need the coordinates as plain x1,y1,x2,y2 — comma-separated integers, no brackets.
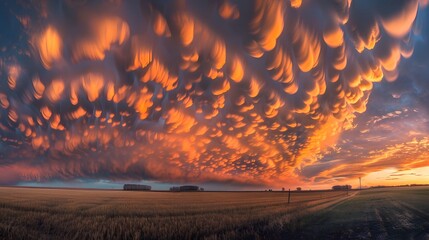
0,0,425,186
300,22,429,185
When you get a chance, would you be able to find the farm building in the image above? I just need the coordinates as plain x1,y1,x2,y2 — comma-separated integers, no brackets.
180,185,200,191
332,185,352,191
170,185,202,191
123,184,152,191
169,186,180,191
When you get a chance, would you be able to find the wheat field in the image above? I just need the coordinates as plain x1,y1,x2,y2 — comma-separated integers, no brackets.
0,187,351,240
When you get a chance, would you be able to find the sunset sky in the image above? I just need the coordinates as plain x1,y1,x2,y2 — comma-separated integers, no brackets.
0,0,428,190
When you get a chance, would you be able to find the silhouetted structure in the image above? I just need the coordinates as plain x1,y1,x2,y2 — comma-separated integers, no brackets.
180,185,199,191
359,177,362,190
170,185,201,192
123,184,151,191
332,185,352,191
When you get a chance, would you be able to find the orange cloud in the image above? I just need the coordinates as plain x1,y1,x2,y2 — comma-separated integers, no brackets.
0,0,425,187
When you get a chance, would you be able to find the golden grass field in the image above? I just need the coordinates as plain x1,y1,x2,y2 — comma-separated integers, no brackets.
0,187,351,240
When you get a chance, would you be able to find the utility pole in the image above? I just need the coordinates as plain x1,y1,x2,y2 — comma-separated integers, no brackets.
288,189,291,204
359,177,362,190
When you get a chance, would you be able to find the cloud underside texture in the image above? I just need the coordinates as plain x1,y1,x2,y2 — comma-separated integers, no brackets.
0,0,425,185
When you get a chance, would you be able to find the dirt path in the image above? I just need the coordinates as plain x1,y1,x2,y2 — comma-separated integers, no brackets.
304,191,359,214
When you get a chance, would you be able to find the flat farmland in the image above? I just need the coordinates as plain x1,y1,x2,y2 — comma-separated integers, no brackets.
0,187,351,240
292,186,429,239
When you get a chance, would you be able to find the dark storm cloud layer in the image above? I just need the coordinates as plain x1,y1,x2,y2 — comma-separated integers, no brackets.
0,0,425,186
